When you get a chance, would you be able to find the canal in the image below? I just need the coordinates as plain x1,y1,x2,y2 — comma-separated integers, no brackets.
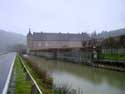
26,55,125,94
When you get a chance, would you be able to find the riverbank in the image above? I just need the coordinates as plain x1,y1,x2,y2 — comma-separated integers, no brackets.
92,59,125,72
30,54,125,72
59,58,125,72
100,53,125,60
64,59,125,72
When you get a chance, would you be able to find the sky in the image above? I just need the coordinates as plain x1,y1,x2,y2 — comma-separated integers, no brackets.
0,0,124,35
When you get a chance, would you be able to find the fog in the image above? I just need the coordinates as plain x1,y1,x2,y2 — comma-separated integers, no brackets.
0,0,124,35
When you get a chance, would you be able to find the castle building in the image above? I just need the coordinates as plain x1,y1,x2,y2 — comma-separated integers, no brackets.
27,29,89,52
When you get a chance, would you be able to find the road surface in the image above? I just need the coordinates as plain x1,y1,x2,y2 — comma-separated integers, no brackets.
0,53,16,94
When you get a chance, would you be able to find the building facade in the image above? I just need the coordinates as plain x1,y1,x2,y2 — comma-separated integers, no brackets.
27,29,89,52
27,29,99,63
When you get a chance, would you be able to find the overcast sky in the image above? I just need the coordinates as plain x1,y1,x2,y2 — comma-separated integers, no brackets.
0,0,124,35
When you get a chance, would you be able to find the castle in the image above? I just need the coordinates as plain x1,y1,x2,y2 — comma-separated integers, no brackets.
27,29,89,52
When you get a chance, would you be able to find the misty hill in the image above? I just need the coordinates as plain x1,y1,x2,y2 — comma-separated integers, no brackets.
0,30,26,53
98,28,125,38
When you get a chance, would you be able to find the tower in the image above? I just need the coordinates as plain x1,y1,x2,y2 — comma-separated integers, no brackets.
27,28,32,53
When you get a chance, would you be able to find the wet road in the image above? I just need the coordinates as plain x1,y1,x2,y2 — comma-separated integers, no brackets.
0,53,16,94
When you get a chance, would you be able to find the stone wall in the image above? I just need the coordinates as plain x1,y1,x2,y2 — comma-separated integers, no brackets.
29,49,93,64
28,40,82,50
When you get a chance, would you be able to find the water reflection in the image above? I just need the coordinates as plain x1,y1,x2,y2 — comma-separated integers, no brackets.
27,55,125,94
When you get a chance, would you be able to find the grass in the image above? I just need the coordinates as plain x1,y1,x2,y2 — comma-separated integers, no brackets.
15,55,32,94
22,57,53,94
100,54,125,60
15,55,52,94
14,55,73,94
23,57,77,94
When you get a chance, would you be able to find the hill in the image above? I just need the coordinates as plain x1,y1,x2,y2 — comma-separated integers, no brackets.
98,28,125,38
0,30,26,53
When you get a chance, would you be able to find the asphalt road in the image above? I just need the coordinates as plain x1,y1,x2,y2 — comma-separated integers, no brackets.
0,53,16,94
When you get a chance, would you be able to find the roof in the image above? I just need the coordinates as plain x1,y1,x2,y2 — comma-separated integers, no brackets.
30,32,89,41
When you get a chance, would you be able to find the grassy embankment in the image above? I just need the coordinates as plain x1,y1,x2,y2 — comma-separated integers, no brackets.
15,55,73,94
15,55,32,94
22,57,53,94
100,54,125,60
15,55,53,94
23,57,76,94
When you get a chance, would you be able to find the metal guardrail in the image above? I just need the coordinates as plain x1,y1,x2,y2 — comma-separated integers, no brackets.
2,53,16,94
19,56,43,94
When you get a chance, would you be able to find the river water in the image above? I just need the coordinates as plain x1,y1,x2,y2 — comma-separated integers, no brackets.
27,55,125,94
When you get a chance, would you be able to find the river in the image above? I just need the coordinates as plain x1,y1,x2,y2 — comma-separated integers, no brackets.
26,55,125,94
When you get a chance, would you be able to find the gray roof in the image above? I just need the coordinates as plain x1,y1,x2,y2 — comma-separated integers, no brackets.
31,32,89,41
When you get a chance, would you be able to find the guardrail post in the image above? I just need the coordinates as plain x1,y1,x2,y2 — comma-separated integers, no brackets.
26,73,31,81
20,56,43,94
31,83,39,94
23,67,26,72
